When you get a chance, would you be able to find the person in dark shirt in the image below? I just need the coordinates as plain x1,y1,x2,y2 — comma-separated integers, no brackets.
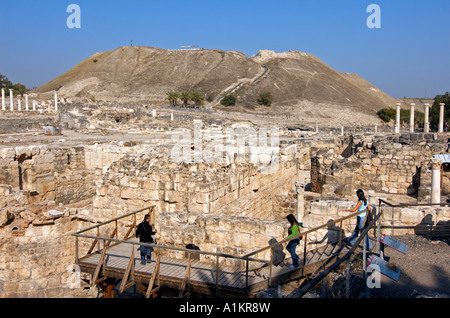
136,214,157,265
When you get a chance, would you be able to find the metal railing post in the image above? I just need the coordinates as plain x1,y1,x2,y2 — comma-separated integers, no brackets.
269,247,274,287
245,259,249,297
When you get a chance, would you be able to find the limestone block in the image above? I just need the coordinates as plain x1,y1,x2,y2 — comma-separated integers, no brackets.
97,185,107,196
400,208,424,224
164,190,180,203
142,180,156,190
264,223,284,238
196,192,209,204
233,232,251,248
120,187,134,199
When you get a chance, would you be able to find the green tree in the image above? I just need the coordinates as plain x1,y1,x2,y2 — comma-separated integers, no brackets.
12,83,27,96
0,73,28,96
190,91,204,107
377,107,424,126
0,73,12,91
220,94,236,106
166,91,179,106
257,91,273,106
180,91,191,107
377,108,396,122
430,92,450,131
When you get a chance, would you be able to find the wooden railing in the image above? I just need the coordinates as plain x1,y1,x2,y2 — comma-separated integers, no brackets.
72,205,269,297
241,209,377,292
72,203,378,297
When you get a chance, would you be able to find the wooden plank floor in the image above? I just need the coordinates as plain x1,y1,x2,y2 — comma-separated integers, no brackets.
78,238,348,296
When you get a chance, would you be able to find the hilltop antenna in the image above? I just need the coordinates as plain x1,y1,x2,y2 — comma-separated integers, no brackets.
131,40,133,47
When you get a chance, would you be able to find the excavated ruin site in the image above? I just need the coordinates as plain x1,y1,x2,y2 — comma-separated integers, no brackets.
0,47,449,298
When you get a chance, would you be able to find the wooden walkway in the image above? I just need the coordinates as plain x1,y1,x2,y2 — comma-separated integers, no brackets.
78,237,348,297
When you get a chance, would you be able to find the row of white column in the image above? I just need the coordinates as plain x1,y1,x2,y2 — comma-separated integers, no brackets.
395,102,446,134
1,88,58,112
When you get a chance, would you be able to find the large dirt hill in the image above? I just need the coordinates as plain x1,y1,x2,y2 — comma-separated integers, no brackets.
32,46,399,114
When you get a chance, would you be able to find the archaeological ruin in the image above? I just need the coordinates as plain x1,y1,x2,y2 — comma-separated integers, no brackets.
1,95,449,298
1,48,449,298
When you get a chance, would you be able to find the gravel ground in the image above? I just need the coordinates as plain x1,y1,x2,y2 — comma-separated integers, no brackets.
367,235,450,298
275,234,450,298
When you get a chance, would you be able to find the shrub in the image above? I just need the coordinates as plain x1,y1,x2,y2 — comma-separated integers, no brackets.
221,94,236,106
377,108,396,122
257,91,273,106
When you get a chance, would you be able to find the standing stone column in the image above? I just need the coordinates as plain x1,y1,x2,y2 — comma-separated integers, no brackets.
18,99,21,111
295,181,306,223
25,94,29,111
410,103,415,133
54,92,58,112
431,158,443,203
9,89,14,111
439,103,445,132
395,103,401,133
1,88,5,111
424,103,430,133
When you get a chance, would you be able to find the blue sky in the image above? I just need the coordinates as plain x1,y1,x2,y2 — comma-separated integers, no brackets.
0,0,449,98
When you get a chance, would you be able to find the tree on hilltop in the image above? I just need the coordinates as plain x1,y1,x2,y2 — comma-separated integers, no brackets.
190,91,204,107
180,91,191,107
166,91,179,106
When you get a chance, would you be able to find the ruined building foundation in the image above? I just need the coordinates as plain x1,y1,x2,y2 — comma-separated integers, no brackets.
0,104,449,297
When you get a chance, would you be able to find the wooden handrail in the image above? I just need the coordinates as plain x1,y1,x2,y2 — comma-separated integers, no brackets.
243,209,366,259
75,199,443,295
289,210,382,298
75,206,154,235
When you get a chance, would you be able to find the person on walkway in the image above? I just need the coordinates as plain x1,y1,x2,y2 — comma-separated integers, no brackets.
136,214,157,265
282,214,302,268
344,189,373,249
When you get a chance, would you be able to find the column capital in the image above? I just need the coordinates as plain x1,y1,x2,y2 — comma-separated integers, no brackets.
295,181,306,193
431,158,443,169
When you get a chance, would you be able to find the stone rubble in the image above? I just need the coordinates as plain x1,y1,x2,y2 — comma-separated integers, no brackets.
0,102,449,297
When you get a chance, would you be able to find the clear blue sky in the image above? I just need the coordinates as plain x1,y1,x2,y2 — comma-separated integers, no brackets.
0,0,449,98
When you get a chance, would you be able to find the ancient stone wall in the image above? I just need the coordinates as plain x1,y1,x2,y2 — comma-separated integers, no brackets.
156,211,287,268
304,200,449,238
0,212,90,297
0,145,96,204
311,133,449,197
92,142,306,220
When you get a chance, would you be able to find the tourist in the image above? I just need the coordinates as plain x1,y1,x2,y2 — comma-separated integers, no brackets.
343,189,373,249
136,214,157,265
282,214,302,268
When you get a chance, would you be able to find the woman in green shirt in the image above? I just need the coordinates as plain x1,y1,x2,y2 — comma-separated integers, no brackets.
282,214,302,268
